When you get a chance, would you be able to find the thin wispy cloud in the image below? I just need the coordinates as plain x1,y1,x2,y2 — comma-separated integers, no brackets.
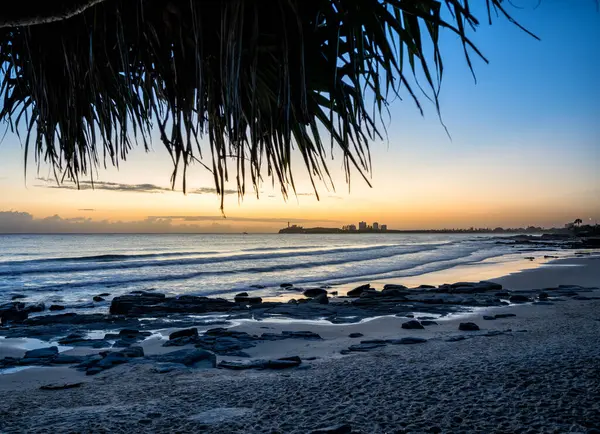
36,178,236,195
78,208,96,212
148,215,341,224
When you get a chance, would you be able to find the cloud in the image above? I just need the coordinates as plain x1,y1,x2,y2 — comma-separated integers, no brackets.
78,208,96,212
0,211,339,234
35,178,236,195
191,187,237,195
148,215,340,224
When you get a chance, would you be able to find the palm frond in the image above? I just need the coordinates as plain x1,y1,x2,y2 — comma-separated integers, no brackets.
0,0,536,209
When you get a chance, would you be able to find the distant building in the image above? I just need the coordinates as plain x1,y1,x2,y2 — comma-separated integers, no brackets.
358,221,367,231
381,224,387,231
373,222,379,231
342,224,357,232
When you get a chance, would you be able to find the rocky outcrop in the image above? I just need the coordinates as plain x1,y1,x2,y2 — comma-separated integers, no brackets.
402,320,424,330
218,356,302,370
303,288,327,298
459,322,480,331
109,293,236,316
148,349,215,369
347,284,371,297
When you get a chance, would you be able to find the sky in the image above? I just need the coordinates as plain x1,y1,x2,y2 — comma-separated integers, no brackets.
0,0,599,233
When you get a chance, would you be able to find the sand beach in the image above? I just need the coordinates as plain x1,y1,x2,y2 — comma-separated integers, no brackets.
1,255,599,433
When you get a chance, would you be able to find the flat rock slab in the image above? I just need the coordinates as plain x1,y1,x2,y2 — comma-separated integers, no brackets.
348,343,386,352
386,337,427,345
401,320,424,330
218,357,302,370
188,407,252,425
40,382,83,391
24,346,58,359
149,349,216,368
459,322,480,331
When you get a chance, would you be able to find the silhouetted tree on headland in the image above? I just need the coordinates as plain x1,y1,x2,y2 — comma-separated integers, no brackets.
0,1,552,208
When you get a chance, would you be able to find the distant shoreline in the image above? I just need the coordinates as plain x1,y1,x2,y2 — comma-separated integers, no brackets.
278,227,563,235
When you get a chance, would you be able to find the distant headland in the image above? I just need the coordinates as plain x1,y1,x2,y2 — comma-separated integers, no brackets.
278,220,599,235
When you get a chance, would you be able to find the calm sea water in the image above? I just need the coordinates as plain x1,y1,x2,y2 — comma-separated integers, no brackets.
0,233,525,306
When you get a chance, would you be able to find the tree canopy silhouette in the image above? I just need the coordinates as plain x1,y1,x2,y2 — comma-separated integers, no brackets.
0,1,536,208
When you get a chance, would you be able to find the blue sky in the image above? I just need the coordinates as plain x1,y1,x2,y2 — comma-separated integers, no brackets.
0,0,598,232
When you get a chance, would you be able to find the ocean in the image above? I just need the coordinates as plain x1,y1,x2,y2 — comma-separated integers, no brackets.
0,233,542,308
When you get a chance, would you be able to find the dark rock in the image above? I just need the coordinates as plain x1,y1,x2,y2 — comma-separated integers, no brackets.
86,367,104,376
418,284,436,289
218,360,265,370
112,339,132,348
93,296,105,302
24,346,58,359
149,349,216,368
280,283,294,288
330,291,338,296
121,346,144,358
479,281,503,290
312,293,329,304
358,289,382,299
265,356,302,369
311,424,352,434
495,291,511,298
235,292,249,298
347,284,371,297
250,284,266,289
483,315,496,320
234,296,263,305
348,343,386,352
459,322,480,331
303,288,327,298
446,335,467,342
11,294,27,300
40,382,83,391
380,288,408,297
0,303,29,324
387,337,427,345
401,320,424,330
509,295,531,303
97,293,111,297
281,331,322,340
25,303,45,313
96,352,129,369
420,320,438,326
495,313,516,319
75,354,103,369
169,328,198,340
383,284,407,290
110,293,235,316
49,305,65,311
51,355,86,364
450,281,476,288
360,339,387,344
348,333,364,338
